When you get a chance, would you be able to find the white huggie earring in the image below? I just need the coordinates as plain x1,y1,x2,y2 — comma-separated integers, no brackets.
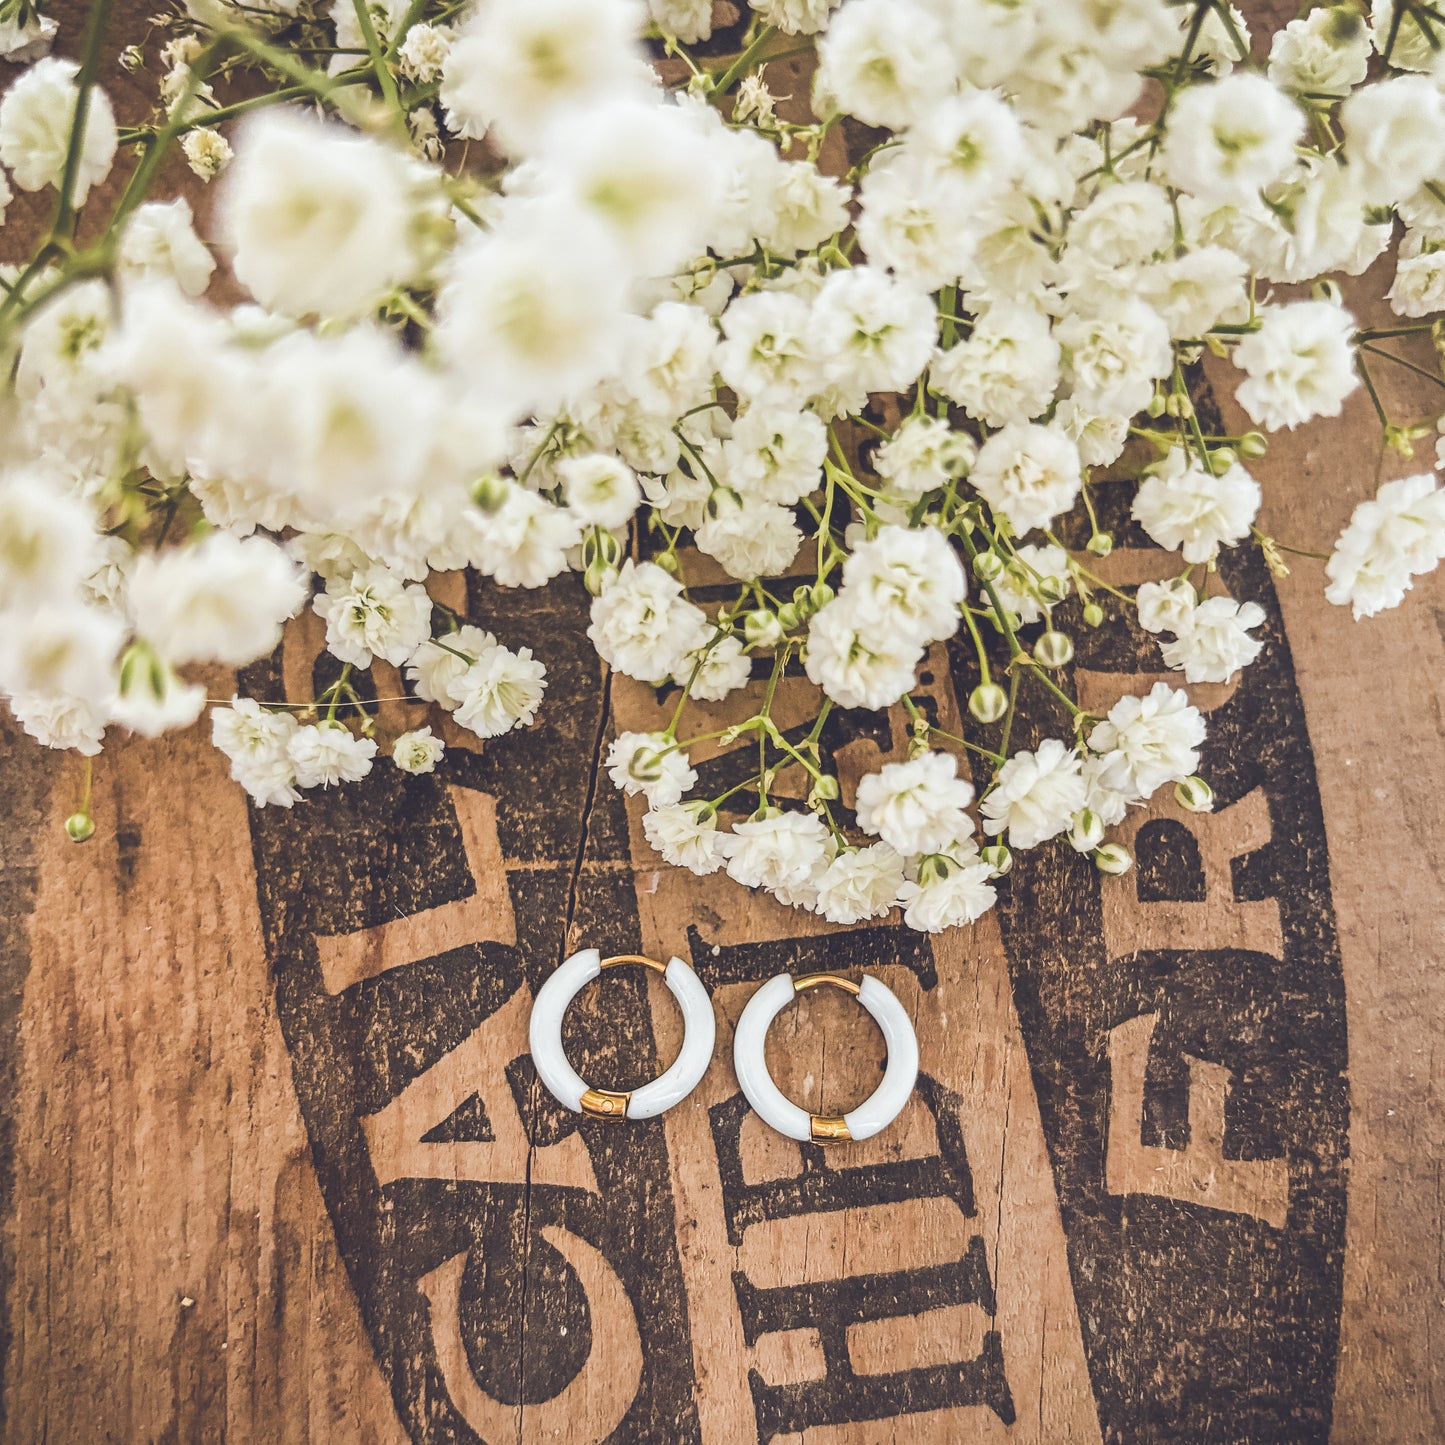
733,971,918,1144
529,948,715,1120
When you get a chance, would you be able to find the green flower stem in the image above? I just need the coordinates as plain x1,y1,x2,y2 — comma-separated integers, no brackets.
1016,656,1086,721
322,664,354,722
1356,353,1391,430
1357,341,1445,391
954,524,1025,661
351,0,405,127
997,669,1020,759
54,0,115,239
917,719,1005,766
959,601,993,686
711,23,779,96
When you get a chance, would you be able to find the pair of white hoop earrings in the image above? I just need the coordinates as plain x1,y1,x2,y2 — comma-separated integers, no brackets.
528,949,919,1144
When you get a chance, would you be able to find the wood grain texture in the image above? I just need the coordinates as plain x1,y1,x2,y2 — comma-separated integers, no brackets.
0,2,1443,1440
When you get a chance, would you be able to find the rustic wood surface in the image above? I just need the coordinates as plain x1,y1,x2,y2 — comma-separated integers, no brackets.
1,3,1444,1441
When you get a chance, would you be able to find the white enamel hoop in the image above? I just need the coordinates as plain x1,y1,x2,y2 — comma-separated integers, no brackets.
732,971,918,1144
529,948,716,1120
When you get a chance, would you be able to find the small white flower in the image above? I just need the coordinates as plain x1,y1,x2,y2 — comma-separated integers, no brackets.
0,57,117,204
727,405,827,507
841,524,967,646
0,466,100,610
811,266,937,395
1325,473,1445,618
695,496,802,582
1132,450,1261,564
181,128,232,181
1342,75,1445,207
721,808,831,892
804,593,922,710
289,720,378,788
980,739,1086,851
682,633,752,702
8,690,107,756
1135,576,1198,635
1232,301,1358,432
872,416,975,500
314,566,433,669
220,109,427,318
969,423,1082,538
589,559,711,682
211,698,301,807
717,290,821,406
1088,683,1206,800
450,640,548,737
1268,7,1371,96
856,751,975,856
117,198,215,297
607,730,696,806
1160,596,1265,682
1055,300,1173,417
991,542,1072,626
896,857,997,933
128,533,308,668
393,726,445,774
558,453,641,530
397,23,453,82
405,625,497,705
1159,73,1302,203
643,801,726,875
439,0,648,153
108,648,205,738
814,0,953,129
1388,237,1445,320
932,306,1061,429
814,843,905,925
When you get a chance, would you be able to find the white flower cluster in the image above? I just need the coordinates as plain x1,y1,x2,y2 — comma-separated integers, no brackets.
1,0,1443,932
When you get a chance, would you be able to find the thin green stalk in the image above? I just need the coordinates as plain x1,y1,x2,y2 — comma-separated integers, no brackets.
712,23,779,95
53,0,116,239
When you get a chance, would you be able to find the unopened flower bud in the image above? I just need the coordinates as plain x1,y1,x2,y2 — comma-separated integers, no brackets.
776,602,801,630
1069,808,1105,853
65,813,95,843
1165,393,1194,420
583,556,616,597
981,843,1012,876
1175,775,1215,813
654,550,680,573
916,853,949,886
471,474,511,513
1238,432,1268,459
1146,390,1167,418
582,526,622,569
744,609,783,647
812,773,840,801
973,550,1005,583
1086,532,1113,557
1211,447,1237,473
1093,843,1133,875
1082,601,1104,628
811,580,835,610
969,682,1009,723
1033,630,1074,667
1037,574,1070,605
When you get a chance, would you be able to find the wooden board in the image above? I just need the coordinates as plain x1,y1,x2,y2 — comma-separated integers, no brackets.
2,4,1445,1442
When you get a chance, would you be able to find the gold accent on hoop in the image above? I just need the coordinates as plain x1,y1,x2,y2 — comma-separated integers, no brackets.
810,1114,852,1143
600,953,667,974
580,1088,631,1120
793,972,861,996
